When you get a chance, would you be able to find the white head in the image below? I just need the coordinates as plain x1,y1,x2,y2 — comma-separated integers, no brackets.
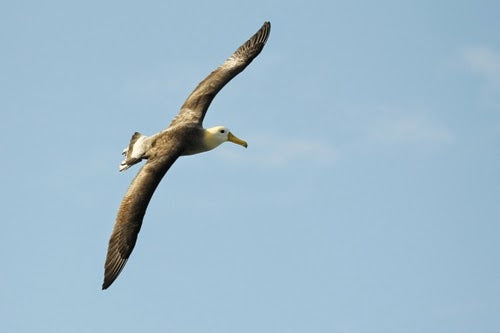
204,126,248,151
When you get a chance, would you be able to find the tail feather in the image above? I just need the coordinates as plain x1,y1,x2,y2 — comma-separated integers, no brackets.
119,132,148,172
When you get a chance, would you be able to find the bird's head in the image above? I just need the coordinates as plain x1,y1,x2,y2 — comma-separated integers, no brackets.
205,126,248,151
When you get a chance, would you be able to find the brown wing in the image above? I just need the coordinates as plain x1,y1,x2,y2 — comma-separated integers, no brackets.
102,147,181,290
169,21,271,127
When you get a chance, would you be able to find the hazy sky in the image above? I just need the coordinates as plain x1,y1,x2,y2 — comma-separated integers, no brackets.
1,1,499,332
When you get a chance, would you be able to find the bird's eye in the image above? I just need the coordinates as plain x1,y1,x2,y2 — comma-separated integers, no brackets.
220,129,225,134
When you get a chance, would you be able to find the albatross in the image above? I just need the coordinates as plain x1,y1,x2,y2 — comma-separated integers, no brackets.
102,22,271,289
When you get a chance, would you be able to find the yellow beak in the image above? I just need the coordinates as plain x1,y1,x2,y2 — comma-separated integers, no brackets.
227,132,248,148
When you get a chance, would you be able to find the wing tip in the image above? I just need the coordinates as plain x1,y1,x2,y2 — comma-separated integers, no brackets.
257,21,271,45
101,269,116,290
102,243,130,290
232,20,271,61
101,261,125,290
102,273,114,289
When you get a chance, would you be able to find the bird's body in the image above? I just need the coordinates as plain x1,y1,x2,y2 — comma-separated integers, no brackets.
102,22,270,289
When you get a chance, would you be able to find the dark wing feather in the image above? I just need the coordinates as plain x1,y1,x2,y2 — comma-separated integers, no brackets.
169,21,271,127
102,149,180,290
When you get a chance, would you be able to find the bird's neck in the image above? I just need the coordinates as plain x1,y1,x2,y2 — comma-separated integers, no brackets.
203,129,224,151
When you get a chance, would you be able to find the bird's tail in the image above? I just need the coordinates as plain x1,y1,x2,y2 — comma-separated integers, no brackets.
119,132,148,171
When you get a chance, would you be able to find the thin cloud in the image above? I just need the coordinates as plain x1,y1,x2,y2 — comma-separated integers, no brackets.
463,46,500,89
463,46,500,77
335,106,456,154
366,112,455,145
217,109,453,167
216,134,339,168
461,46,500,110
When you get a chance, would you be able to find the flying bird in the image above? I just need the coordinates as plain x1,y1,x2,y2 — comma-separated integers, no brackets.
102,22,271,289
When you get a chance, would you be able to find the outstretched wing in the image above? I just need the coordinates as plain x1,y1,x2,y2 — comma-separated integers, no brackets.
102,147,181,290
169,21,271,127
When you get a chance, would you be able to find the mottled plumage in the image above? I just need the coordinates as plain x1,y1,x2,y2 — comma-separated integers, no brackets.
102,22,271,289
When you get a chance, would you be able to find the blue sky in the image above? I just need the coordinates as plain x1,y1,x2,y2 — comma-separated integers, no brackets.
1,0,499,332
